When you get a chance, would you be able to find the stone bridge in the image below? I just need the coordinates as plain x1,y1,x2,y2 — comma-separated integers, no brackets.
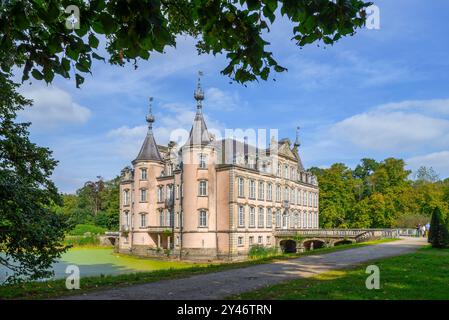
274,228,402,253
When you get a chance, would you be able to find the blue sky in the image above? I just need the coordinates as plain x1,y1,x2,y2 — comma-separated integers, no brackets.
16,0,449,193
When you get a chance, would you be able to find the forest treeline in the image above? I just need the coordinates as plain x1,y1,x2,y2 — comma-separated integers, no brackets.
57,158,449,232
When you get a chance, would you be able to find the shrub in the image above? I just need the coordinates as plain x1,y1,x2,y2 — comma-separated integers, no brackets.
248,245,278,259
428,207,449,248
64,235,100,246
68,224,107,236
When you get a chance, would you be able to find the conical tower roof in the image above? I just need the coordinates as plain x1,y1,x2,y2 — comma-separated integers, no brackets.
184,71,212,147
133,98,162,163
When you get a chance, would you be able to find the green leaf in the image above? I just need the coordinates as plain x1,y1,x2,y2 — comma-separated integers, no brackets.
88,34,100,49
31,69,44,80
75,73,84,88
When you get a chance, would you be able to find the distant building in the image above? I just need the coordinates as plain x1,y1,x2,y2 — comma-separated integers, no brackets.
119,77,319,260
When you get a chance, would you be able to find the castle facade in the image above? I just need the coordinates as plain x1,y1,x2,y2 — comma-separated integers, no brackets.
119,79,319,260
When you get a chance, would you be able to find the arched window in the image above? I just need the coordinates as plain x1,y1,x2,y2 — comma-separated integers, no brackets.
199,210,208,227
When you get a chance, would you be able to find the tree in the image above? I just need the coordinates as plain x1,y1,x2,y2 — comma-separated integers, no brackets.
428,207,449,248
0,0,371,87
415,166,440,183
0,78,69,282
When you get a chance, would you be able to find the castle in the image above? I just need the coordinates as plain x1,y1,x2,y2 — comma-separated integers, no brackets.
119,77,319,260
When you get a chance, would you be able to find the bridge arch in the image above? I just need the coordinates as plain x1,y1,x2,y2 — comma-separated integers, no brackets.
279,239,297,253
333,239,354,246
302,239,325,250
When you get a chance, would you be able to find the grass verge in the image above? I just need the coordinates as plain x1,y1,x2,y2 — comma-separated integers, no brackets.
0,238,397,300
231,245,449,300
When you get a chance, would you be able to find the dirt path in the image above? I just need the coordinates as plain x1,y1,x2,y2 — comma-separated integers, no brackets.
61,237,427,300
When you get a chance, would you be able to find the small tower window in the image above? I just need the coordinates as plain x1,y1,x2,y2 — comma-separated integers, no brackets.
140,189,147,202
198,180,207,196
123,190,130,205
199,210,208,227
140,168,147,180
199,153,207,169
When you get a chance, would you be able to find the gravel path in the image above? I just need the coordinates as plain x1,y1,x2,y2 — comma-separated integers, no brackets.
61,237,427,300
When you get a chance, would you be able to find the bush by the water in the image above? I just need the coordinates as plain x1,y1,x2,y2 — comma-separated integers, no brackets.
248,245,279,259
428,207,449,248
65,235,100,246
68,224,107,236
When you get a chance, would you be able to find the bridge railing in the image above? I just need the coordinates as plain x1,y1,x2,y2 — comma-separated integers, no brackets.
274,228,401,239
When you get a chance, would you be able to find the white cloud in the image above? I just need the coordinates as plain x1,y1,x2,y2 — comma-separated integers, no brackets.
205,87,243,111
328,96,449,153
19,86,91,129
406,151,449,178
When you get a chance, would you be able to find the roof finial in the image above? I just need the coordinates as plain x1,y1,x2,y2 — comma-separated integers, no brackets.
294,126,301,147
194,71,204,113
146,97,155,131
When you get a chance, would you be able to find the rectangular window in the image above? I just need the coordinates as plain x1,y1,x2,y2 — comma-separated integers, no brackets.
175,212,179,228
277,163,281,177
198,180,207,196
258,207,264,228
267,208,272,228
157,186,163,202
123,190,130,205
258,236,263,244
285,165,289,179
284,187,289,202
140,214,146,227
140,168,147,180
124,211,129,227
267,183,272,201
249,207,255,227
276,209,281,228
237,236,244,246
199,210,207,227
238,206,245,227
140,189,147,202
267,236,271,245
238,177,245,197
258,181,264,200
276,185,281,202
249,236,254,246
199,153,207,169
249,180,256,199
303,191,307,206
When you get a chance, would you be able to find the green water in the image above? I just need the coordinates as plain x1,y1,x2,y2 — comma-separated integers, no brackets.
0,247,197,283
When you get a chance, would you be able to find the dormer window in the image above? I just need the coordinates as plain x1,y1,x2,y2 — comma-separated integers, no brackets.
140,168,147,180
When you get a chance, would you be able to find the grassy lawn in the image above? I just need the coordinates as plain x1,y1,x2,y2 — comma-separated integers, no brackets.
0,238,397,300
232,246,449,300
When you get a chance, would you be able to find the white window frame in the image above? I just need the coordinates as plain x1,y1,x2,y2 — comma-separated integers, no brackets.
258,207,264,228
258,181,264,200
267,208,273,228
123,190,130,205
199,210,208,227
198,180,208,196
238,177,245,197
140,168,147,180
249,207,255,227
238,206,245,227
140,213,147,228
199,153,207,169
249,180,256,199
140,189,147,202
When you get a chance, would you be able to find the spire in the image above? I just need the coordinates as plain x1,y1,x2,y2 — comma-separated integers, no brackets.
133,97,162,163
185,71,212,147
194,71,204,113
294,126,301,148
